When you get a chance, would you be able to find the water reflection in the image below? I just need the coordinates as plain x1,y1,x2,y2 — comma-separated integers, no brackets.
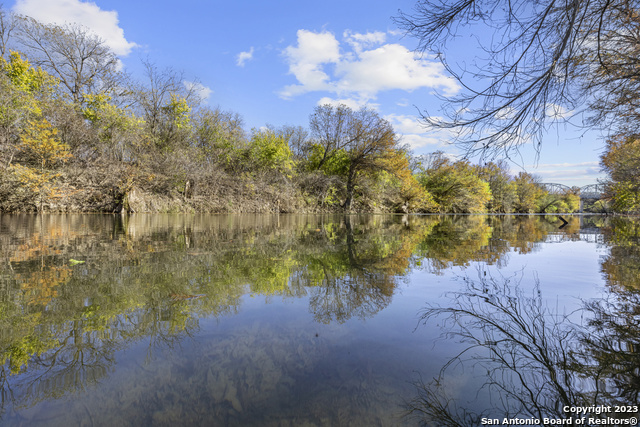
407,269,640,425
600,217,640,290
0,213,630,424
407,272,587,425
582,288,640,405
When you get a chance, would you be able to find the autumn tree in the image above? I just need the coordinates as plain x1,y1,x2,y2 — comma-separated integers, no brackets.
382,150,437,213
0,51,54,165
11,117,71,211
308,104,407,211
394,0,640,156
601,133,640,213
513,172,545,213
475,160,517,213
416,152,491,213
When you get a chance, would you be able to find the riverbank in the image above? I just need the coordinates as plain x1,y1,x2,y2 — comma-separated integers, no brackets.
0,164,403,214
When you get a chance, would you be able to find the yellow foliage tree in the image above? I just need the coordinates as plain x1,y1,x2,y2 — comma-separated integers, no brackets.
82,92,143,161
1,51,59,167
601,134,640,213
379,150,437,212
11,118,71,211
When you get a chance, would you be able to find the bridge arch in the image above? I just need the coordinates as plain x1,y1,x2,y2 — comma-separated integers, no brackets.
540,183,573,194
580,184,606,200
539,183,605,199
539,182,606,212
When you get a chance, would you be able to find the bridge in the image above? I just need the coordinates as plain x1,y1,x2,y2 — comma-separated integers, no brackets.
540,183,605,199
540,183,606,212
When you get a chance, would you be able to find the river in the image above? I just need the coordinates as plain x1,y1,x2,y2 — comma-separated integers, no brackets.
0,214,637,426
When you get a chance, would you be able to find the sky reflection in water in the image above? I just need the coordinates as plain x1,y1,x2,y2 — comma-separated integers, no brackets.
0,214,635,426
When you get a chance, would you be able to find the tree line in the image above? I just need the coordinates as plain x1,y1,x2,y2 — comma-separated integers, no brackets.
0,7,619,214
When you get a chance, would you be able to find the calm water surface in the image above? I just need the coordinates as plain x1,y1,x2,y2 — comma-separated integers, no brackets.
0,214,637,426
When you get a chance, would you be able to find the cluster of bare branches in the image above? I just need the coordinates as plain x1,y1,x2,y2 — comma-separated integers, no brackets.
394,0,640,158
406,265,640,426
406,270,586,425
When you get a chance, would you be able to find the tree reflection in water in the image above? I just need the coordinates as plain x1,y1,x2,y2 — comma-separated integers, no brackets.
304,216,396,323
583,288,640,404
407,271,640,426
0,307,200,418
0,213,618,423
0,214,426,418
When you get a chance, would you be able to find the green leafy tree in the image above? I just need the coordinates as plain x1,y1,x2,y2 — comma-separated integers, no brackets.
538,188,580,213
513,172,545,213
161,94,191,139
416,152,491,213
133,60,199,150
601,133,640,213
475,161,517,213
82,92,143,161
246,128,294,175
272,124,310,161
308,104,408,211
0,51,70,211
193,106,244,166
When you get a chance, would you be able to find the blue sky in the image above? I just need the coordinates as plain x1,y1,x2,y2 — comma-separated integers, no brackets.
8,0,605,186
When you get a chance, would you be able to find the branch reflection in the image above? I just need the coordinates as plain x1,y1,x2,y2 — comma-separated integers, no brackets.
408,271,640,426
0,213,611,417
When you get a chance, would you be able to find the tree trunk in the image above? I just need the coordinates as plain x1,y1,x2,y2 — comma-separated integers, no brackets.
344,171,355,212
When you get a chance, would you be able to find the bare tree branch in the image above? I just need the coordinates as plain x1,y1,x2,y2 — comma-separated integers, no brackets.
394,0,640,158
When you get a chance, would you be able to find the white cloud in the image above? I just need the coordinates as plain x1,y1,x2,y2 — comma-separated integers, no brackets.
545,103,570,119
335,44,459,96
522,161,604,185
236,47,254,67
280,29,459,102
400,134,443,149
385,114,452,150
529,161,599,168
343,30,386,53
13,0,137,56
385,114,428,134
532,172,601,184
184,81,212,101
317,97,369,110
280,30,340,98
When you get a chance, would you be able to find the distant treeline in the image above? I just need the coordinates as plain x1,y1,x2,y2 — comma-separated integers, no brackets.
0,8,610,214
